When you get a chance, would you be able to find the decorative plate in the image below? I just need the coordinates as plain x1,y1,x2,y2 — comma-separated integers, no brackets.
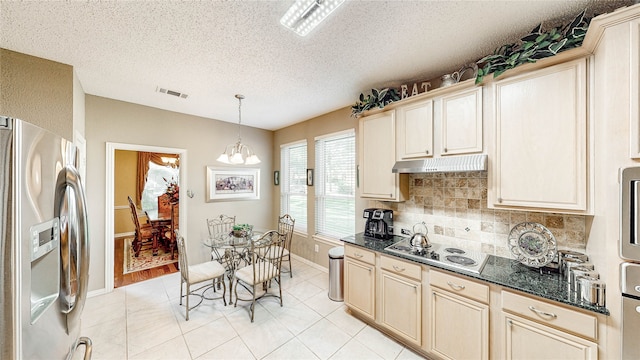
508,222,557,268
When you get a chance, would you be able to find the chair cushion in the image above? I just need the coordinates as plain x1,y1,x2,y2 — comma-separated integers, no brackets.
188,260,225,284
139,227,155,237
235,261,279,285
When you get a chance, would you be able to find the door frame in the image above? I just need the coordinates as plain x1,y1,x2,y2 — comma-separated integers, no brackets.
104,142,187,292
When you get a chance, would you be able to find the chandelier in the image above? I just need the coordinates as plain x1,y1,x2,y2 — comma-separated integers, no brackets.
216,94,261,165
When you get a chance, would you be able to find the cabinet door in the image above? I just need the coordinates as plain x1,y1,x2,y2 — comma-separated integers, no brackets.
429,288,489,360
502,313,597,360
397,99,433,159
359,111,403,201
492,58,588,212
631,19,640,158
344,258,375,320
441,87,483,155
380,270,421,346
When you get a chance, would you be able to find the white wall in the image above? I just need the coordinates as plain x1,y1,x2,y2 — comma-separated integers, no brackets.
85,95,273,292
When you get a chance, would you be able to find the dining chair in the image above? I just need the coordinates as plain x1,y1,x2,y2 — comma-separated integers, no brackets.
233,230,286,322
163,203,179,259
207,214,236,261
277,214,296,278
176,232,226,321
157,193,172,219
127,196,158,257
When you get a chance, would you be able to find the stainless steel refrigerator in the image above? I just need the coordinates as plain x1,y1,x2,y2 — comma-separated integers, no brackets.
0,117,92,359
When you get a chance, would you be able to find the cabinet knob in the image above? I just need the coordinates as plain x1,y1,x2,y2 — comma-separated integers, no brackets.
354,253,363,258
497,197,503,203
425,150,429,154
392,265,405,272
443,148,448,153
389,193,393,198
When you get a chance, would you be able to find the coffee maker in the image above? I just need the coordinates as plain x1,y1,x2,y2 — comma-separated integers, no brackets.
363,208,394,239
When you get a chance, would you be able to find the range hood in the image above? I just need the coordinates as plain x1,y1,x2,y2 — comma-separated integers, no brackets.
392,154,487,173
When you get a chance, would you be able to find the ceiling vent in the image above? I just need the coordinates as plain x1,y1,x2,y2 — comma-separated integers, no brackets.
156,86,188,99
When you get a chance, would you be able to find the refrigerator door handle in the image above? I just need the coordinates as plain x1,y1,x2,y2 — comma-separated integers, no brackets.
54,165,89,334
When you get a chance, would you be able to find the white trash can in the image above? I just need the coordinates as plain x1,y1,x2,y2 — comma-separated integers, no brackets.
328,246,344,301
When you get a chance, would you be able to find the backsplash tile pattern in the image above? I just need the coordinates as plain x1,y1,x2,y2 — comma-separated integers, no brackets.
369,171,588,258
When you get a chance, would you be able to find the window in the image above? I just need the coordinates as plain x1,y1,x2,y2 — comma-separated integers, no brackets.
315,129,355,238
281,141,307,231
141,162,179,215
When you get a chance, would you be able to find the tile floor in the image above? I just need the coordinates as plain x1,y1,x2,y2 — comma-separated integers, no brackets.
78,258,426,359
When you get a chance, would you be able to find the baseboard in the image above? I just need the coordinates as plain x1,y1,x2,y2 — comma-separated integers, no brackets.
291,253,328,273
87,288,109,298
115,231,135,238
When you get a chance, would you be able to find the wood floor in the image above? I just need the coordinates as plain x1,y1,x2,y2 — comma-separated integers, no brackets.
114,236,179,288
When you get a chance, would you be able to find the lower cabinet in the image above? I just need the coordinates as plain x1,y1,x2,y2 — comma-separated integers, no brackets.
344,256,375,320
379,256,422,346
502,313,597,360
428,271,489,360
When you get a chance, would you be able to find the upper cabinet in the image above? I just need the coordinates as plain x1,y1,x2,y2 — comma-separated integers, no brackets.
396,84,483,160
489,58,591,214
359,111,409,201
440,87,483,156
630,19,640,158
396,99,434,159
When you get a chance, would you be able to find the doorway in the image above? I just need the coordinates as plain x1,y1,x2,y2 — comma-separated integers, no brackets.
113,149,180,287
105,142,187,291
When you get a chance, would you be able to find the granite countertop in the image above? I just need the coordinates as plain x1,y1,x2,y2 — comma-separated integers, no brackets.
341,232,609,316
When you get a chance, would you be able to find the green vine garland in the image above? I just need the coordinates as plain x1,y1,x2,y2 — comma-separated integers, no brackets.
350,9,592,117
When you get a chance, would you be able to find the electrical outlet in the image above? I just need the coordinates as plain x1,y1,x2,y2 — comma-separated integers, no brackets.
314,244,319,252
401,228,411,235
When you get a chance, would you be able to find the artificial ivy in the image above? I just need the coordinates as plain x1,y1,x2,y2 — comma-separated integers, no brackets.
475,9,591,84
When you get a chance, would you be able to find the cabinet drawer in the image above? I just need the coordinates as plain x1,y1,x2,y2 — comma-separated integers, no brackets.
430,270,489,303
502,290,597,340
345,245,375,265
380,255,422,281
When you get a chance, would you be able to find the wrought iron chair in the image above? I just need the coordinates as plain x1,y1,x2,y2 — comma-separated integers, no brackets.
277,214,295,278
207,215,236,262
127,196,158,257
233,230,286,322
177,232,226,321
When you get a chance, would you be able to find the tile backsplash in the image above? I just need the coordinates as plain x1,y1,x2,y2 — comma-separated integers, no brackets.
369,171,588,258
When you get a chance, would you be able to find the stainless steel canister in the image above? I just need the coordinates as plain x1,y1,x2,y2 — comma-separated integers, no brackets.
562,258,590,281
569,267,599,290
577,276,606,307
558,250,589,274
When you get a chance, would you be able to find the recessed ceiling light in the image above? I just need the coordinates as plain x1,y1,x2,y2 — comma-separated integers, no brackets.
280,0,345,37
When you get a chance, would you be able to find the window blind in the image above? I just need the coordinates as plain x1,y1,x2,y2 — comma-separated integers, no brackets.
280,141,307,231
315,130,355,239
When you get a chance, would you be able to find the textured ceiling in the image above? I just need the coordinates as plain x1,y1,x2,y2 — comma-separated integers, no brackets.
0,1,632,130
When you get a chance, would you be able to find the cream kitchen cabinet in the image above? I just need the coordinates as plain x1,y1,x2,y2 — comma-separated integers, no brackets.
344,245,376,320
395,84,483,160
501,290,598,360
428,270,489,360
396,99,434,159
490,57,590,213
630,19,640,158
359,110,408,201
379,256,422,346
440,86,483,156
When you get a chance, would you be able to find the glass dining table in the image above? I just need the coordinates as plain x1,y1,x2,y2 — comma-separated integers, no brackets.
202,230,269,303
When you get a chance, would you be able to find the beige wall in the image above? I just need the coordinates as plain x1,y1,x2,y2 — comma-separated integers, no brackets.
86,95,273,291
0,48,74,139
273,106,366,267
114,150,137,235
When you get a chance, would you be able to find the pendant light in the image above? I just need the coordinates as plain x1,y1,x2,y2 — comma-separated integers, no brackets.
216,94,261,165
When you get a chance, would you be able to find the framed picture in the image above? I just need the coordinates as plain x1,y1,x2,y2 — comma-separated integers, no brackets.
274,170,280,186
206,167,260,202
307,168,314,186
